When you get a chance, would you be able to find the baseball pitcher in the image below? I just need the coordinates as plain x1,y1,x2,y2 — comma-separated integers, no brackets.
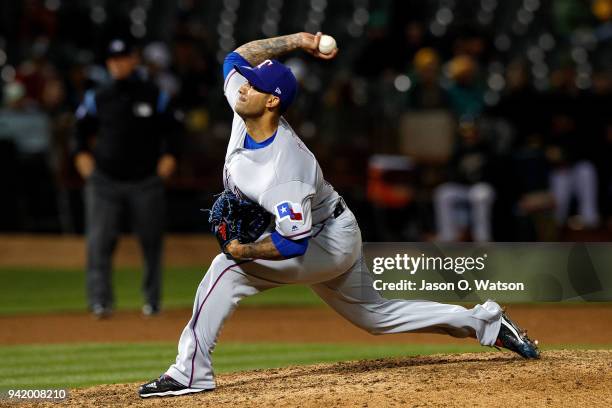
139,32,539,398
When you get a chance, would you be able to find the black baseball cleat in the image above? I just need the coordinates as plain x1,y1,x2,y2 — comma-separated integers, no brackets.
495,312,540,359
138,374,212,398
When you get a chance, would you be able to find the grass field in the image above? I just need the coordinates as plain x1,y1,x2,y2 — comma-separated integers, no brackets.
0,266,323,314
0,342,498,388
3,267,610,315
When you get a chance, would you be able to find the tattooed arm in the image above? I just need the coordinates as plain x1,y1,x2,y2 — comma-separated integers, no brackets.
225,237,284,260
234,32,338,66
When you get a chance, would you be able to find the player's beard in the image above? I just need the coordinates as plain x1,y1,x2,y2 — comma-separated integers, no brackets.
235,100,266,120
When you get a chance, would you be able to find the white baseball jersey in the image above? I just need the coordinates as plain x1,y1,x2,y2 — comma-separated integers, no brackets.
223,66,339,240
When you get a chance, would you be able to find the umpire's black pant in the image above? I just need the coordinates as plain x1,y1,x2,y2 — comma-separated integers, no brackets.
85,169,165,310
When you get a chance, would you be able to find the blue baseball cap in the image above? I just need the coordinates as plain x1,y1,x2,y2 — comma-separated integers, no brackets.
234,60,297,112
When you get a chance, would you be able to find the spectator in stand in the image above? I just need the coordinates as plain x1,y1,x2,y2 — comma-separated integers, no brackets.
489,59,544,147
353,10,393,77
434,120,495,242
406,47,449,110
446,55,485,119
74,39,180,318
544,65,600,229
172,34,215,110
581,70,612,227
143,42,180,98
603,122,612,227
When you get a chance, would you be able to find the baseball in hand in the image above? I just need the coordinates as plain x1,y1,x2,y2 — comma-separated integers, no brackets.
318,35,337,54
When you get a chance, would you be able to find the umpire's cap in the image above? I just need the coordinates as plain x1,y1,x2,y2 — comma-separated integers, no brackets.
234,60,297,112
107,39,134,58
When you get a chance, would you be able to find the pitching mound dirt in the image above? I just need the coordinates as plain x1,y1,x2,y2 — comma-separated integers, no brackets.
22,350,612,408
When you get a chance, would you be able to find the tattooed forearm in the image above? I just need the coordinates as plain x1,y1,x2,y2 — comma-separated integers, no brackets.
235,34,303,66
230,236,284,260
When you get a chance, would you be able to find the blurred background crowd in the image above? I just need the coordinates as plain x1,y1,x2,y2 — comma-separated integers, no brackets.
0,0,611,242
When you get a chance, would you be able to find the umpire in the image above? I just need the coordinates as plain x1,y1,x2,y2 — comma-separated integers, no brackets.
74,39,179,318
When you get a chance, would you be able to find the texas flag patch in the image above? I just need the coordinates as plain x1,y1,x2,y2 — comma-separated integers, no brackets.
276,201,303,222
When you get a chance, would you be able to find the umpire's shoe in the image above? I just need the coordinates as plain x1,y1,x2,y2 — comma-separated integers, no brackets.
495,312,540,359
138,374,212,398
91,304,112,320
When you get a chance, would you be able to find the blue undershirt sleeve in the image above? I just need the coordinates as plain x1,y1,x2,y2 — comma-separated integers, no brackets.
271,230,309,259
223,52,251,80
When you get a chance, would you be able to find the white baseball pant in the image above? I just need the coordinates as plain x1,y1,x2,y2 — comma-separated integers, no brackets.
166,209,503,389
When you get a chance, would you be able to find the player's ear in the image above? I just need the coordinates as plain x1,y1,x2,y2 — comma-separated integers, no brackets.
266,95,281,110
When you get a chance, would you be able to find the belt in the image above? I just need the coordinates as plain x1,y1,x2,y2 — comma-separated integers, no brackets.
332,197,346,219
314,198,347,237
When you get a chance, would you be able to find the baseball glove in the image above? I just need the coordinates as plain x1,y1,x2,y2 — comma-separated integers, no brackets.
207,190,272,254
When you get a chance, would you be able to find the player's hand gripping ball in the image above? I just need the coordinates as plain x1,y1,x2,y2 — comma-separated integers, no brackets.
208,191,271,255
318,35,337,55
